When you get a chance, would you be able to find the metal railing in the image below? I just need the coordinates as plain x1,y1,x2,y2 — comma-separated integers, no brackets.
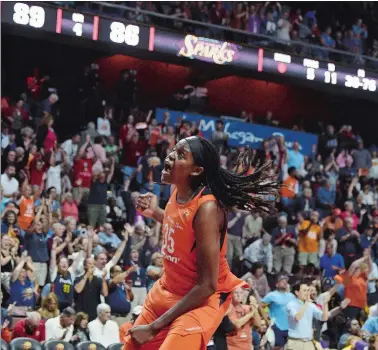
77,1,378,72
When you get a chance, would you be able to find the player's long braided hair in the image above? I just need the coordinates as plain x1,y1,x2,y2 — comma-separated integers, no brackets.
191,137,280,213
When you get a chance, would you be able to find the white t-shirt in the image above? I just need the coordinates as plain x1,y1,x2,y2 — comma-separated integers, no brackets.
61,139,78,165
45,315,74,342
277,19,291,41
46,164,62,194
97,117,111,137
0,174,19,197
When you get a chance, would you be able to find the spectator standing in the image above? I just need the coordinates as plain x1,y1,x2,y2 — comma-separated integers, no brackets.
320,242,345,278
287,142,305,176
12,311,45,341
146,252,164,292
126,249,147,313
24,220,49,287
243,212,263,246
353,140,372,174
286,282,329,349
97,107,112,138
74,257,108,321
226,209,246,270
18,185,35,231
277,12,291,43
88,303,120,348
106,265,134,325
335,253,370,320
241,262,271,299
261,275,296,348
211,120,228,154
271,215,297,274
226,288,260,350
336,217,361,267
297,211,322,269
36,113,57,153
49,237,76,311
61,134,80,166
45,307,75,342
87,160,114,228
10,252,36,309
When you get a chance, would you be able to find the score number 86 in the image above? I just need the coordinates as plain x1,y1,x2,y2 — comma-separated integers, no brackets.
109,22,140,46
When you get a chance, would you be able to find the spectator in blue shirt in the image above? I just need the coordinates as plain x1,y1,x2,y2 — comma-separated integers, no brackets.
362,316,378,335
317,179,336,217
98,223,122,249
320,241,345,278
321,27,336,59
261,275,296,348
287,142,305,176
106,265,133,324
286,282,329,346
352,18,368,53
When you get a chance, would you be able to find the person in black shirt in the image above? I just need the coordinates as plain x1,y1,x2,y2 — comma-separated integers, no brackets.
74,257,108,321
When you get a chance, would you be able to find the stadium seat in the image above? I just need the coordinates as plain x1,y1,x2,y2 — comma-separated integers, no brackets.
9,338,42,350
107,344,123,350
44,340,75,350
1,339,9,350
75,342,106,350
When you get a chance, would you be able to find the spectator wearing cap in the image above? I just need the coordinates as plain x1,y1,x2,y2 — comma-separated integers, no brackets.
286,282,329,349
88,303,119,348
320,241,345,278
119,305,142,342
261,275,295,348
45,306,75,342
12,311,45,341
106,264,134,325
271,215,297,274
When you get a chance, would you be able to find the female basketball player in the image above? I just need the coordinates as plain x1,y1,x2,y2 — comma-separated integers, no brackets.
124,136,278,350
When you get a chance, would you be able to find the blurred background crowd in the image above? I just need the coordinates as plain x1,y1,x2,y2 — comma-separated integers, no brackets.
1,1,378,350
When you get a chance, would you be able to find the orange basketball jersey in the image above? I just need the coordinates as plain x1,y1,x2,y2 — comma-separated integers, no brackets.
160,187,245,296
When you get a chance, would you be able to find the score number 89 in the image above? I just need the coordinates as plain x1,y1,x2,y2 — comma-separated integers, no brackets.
109,22,140,46
12,2,45,28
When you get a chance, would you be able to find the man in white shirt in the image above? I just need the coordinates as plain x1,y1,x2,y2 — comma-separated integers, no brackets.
243,233,273,273
88,303,120,347
61,134,80,166
1,164,19,198
45,307,76,342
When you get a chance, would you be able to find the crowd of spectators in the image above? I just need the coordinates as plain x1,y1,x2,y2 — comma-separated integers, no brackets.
64,1,378,66
1,48,378,350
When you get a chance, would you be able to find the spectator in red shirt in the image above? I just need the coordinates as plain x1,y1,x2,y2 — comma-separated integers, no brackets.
119,115,136,149
73,138,93,201
3,99,31,132
12,311,46,342
30,158,46,189
121,132,147,191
